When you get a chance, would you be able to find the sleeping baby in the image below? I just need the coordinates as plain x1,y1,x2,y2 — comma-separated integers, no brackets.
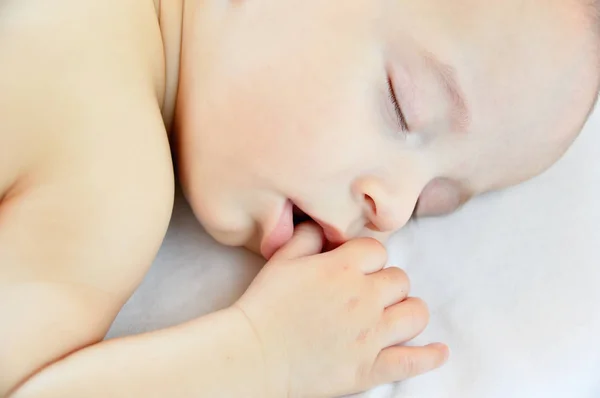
1,0,598,397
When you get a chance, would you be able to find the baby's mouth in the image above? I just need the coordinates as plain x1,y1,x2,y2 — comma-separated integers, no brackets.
292,204,345,251
292,205,314,226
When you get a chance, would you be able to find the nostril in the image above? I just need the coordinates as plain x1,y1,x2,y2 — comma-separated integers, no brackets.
363,194,383,232
365,222,382,232
364,194,377,215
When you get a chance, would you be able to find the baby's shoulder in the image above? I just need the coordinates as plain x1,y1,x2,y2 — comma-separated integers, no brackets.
0,0,164,100
1,0,163,61
0,3,171,383
0,0,166,191
0,0,173,285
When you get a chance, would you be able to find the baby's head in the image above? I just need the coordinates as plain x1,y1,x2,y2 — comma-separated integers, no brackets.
175,0,600,258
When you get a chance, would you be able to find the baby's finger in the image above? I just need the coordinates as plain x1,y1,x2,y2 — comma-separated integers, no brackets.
378,298,429,347
270,222,324,262
370,343,449,386
369,266,410,308
334,238,387,274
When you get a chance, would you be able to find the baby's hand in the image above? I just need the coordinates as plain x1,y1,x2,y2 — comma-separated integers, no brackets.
235,223,448,398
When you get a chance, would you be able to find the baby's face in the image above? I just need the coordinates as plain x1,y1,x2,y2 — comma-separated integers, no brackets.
176,0,599,258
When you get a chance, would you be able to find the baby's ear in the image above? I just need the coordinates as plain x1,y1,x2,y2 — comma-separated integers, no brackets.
414,178,471,217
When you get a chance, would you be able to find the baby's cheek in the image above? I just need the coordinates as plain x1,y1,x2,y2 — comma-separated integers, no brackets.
414,178,470,217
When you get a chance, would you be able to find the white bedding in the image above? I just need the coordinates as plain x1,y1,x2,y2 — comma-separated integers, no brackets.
107,102,600,398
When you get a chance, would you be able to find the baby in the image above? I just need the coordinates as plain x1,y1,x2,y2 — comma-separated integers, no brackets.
1,0,598,397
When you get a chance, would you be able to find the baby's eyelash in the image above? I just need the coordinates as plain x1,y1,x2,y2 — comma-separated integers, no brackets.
387,76,410,132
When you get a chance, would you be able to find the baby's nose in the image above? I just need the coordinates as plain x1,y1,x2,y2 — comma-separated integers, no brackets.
364,196,417,232
353,178,421,233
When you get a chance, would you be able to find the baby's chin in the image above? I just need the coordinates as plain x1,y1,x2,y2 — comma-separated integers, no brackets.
243,233,263,258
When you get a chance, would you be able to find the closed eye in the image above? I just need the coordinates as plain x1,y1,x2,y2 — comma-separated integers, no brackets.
387,75,409,132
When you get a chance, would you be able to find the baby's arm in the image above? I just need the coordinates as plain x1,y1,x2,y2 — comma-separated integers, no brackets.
0,90,177,396
0,1,177,392
0,175,263,398
5,221,447,398
8,302,268,398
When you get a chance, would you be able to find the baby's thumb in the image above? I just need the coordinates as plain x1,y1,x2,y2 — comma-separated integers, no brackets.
270,222,325,262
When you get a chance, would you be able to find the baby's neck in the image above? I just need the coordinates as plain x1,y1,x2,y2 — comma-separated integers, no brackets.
156,0,185,133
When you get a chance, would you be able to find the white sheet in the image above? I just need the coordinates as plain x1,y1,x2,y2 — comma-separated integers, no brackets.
108,102,600,398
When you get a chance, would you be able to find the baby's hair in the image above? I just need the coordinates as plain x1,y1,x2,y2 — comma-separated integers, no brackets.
594,0,600,105
578,0,600,46
586,0,600,105
574,0,600,122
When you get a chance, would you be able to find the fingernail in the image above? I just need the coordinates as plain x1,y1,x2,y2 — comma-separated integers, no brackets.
431,343,450,361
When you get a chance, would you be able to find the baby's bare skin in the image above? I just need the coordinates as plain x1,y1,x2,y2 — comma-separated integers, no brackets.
0,0,598,397
0,1,445,397
0,0,174,394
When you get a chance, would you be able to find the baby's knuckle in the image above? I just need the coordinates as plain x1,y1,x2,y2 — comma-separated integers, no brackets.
344,237,386,255
361,237,387,254
397,353,418,377
354,357,376,389
354,326,376,344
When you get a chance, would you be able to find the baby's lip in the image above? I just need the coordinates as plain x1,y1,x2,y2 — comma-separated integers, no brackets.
292,202,348,245
260,200,294,260
260,200,348,259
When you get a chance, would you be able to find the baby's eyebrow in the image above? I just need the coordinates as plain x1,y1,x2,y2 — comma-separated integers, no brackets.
423,51,471,133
